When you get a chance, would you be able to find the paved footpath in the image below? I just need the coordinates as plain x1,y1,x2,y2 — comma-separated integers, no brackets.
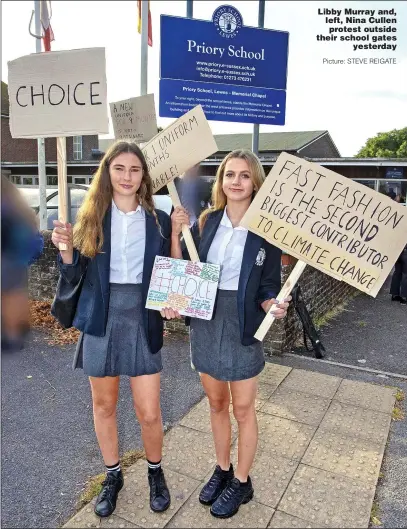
64,362,397,529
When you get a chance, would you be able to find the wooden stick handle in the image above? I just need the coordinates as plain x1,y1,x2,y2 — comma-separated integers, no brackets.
254,260,308,341
57,137,68,251
167,180,200,262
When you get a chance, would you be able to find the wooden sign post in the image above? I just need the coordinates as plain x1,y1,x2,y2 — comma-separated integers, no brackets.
142,105,218,262
56,137,68,250
255,260,307,341
166,181,200,262
241,152,407,340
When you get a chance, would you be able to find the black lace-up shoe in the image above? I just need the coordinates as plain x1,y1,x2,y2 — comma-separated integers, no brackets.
210,476,254,518
199,464,234,505
94,470,124,518
148,468,171,512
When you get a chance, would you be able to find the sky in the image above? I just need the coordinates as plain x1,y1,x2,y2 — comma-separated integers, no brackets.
1,0,407,156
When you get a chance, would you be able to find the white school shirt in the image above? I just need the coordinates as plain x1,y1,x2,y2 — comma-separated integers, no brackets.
109,201,146,284
206,208,248,291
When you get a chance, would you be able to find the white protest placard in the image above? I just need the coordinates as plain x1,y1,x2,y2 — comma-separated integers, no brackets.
146,256,221,320
110,94,157,142
241,152,407,297
141,105,218,194
240,152,407,339
142,105,218,261
8,47,109,138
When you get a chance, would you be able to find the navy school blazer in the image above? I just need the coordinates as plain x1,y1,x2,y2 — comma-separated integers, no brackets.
182,209,282,346
57,206,171,354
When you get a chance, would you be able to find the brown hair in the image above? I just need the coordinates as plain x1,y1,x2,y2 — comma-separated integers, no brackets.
73,141,159,258
199,149,265,233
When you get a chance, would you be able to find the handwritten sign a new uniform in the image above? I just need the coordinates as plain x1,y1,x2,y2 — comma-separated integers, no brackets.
110,94,157,143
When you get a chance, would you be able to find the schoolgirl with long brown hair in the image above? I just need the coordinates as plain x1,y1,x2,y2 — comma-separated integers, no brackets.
52,141,178,518
171,149,290,519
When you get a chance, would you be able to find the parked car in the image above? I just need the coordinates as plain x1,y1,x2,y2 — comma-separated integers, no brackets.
17,185,173,229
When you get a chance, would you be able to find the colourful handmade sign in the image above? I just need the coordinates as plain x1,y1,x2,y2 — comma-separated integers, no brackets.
146,256,220,320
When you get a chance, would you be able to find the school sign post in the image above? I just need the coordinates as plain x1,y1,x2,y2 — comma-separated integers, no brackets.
159,5,289,126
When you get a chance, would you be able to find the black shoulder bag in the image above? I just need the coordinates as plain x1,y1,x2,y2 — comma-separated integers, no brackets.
51,273,85,329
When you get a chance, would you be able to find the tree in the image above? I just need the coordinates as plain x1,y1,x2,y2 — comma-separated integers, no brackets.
356,128,407,158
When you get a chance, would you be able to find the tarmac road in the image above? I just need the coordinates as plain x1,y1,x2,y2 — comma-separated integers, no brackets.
292,277,407,377
1,331,204,528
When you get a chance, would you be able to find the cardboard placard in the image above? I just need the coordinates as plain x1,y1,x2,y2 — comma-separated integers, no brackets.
8,47,109,138
241,152,407,297
141,105,218,193
146,256,220,320
110,94,157,142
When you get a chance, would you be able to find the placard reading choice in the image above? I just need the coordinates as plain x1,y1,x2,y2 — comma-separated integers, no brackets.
8,47,109,138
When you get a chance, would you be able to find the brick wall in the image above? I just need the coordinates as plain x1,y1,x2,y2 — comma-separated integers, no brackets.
262,255,359,355
29,236,359,354
1,116,98,163
28,231,59,301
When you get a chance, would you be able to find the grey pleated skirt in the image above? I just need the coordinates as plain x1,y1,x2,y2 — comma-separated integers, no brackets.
190,290,265,382
74,283,162,377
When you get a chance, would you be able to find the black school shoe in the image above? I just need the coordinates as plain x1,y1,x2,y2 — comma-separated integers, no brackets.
391,295,403,302
148,468,171,512
94,470,124,517
199,464,234,505
210,476,254,518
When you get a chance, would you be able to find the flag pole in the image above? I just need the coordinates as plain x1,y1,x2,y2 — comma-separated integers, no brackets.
158,0,199,261
251,0,265,156
164,0,199,261
140,0,148,96
34,0,47,230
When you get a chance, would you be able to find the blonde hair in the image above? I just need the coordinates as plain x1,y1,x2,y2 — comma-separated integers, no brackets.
199,149,265,233
73,141,160,258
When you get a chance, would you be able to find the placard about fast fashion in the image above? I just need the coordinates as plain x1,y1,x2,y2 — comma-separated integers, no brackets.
240,152,407,297
141,105,218,193
8,48,109,138
146,256,221,320
110,94,157,142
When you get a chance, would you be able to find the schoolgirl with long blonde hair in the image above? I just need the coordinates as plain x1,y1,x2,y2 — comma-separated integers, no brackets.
171,149,290,519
